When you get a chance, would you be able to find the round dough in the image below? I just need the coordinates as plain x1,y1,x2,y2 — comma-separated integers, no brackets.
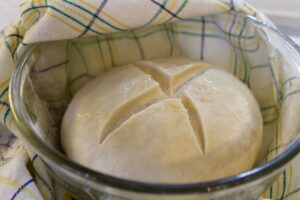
61,57,263,183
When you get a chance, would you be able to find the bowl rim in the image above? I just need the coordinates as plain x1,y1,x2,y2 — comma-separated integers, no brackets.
8,16,300,194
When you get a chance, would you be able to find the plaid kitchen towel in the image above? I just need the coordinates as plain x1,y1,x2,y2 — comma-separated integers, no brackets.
0,0,300,199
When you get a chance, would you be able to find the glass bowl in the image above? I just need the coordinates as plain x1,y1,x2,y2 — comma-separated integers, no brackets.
9,14,300,200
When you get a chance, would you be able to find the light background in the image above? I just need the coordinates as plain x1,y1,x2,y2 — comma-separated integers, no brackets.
0,0,19,30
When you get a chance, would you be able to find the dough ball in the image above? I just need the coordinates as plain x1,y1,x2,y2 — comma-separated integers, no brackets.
61,57,263,183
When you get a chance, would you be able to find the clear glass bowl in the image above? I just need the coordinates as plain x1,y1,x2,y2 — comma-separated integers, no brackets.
9,15,300,200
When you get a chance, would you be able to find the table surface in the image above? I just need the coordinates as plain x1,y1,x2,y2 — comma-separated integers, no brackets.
0,1,299,134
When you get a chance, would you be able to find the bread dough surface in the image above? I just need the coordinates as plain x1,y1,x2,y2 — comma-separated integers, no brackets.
61,57,263,183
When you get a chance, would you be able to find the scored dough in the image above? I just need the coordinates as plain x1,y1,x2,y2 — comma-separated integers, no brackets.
61,57,263,183
136,57,211,95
